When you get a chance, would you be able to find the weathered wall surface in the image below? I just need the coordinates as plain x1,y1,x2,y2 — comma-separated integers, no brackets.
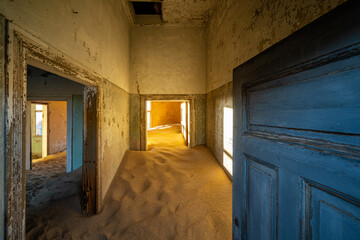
150,102,181,128
130,26,206,94
205,0,346,166
48,101,67,154
101,79,130,200
129,94,141,150
206,82,232,166
0,0,130,91
195,94,206,145
206,0,346,92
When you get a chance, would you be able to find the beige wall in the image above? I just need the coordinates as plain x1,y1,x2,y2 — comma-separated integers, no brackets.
205,0,346,92
130,26,206,94
101,80,129,200
48,101,67,154
150,102,181,128
0,0,130,91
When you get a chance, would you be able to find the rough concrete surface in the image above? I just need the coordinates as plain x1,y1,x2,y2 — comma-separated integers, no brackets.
162,0,216,26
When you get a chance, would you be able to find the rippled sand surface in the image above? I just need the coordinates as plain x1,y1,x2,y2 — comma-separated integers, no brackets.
26,125,232,240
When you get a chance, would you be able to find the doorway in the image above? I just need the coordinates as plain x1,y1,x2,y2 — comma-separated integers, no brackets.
5,26,102,238
140,95,196,151
25,66,84,210
146,100,190,149
30,103,48,160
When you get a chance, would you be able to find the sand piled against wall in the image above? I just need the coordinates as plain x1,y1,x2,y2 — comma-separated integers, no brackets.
26,125,232,240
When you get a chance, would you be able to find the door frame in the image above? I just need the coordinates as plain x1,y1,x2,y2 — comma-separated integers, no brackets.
140,95,196,150
28,102,48,161
5,23,103,238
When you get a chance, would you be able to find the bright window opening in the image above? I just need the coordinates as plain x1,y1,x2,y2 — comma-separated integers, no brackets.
223,107,233,176
35,104,44,136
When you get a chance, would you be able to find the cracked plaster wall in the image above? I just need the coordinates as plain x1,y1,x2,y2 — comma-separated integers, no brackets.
0,0,130,91
102,79,129,200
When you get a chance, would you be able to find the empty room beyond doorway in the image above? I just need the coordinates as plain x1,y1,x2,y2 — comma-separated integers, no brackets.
146,100,189,149
26,101,68,206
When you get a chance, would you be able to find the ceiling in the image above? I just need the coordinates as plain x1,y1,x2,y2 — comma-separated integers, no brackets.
123,0,217,26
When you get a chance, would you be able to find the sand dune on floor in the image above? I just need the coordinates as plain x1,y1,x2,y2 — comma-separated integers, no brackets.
147,123,186,149
26,125,232,240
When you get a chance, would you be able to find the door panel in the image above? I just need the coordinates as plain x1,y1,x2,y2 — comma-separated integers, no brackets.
233,1,360,239
303,180,360,240
247,157,278,240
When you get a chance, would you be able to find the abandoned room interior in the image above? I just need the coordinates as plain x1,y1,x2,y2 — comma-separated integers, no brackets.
0,0,359,239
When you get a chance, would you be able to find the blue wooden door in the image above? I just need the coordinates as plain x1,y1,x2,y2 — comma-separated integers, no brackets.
233,1,360,239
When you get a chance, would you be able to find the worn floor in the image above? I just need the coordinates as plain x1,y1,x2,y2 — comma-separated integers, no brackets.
26,125,232,240
26,151,67,208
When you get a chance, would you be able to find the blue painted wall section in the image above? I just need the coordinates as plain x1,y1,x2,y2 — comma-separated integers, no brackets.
233,1,360,239
72,94,83,170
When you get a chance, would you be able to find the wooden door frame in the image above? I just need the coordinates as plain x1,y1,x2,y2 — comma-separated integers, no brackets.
140,95,196,150
5,23,103,239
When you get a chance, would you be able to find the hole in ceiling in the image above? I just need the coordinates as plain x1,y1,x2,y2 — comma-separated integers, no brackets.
132,1,162,15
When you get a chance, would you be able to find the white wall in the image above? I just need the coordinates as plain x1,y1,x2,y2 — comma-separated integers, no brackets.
0,0,130,91
130,26,206,94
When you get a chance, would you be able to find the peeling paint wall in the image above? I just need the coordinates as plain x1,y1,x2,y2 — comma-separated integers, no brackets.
101,79,130,200
161,0,216,25
130,26,206,94
205,0,346,165
206,0,346,92
195,94,206,145
129,94,141,150
0,0,130,91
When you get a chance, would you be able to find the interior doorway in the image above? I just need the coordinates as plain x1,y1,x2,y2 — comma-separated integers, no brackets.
146,100,190,149
5,27,102,237
30,103,48,160
25,65,84,209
